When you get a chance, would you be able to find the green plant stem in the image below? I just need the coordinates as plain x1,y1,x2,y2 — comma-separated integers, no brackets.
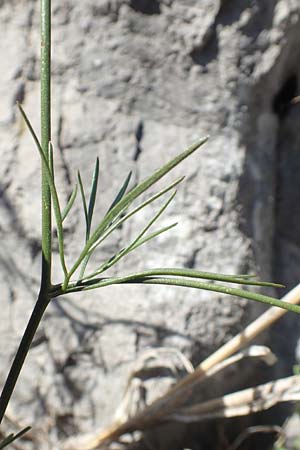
0,291,50,424
0,0,52,424
40,0,52,287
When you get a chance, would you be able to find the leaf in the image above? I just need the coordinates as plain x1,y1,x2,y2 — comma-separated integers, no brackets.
87,176,184,257
87,157,100,239
65,136,207,287
106,171,132,214
78,170,89,238
83,266,284,288
95,190,177,274
124,277,300,313
18,104,68,278
65,274,300,314
62,184,78,222
78,159,100,244
77,159,100,279
49,140,54,178
127,223,178,253
108,268,284,289
82,223,178,283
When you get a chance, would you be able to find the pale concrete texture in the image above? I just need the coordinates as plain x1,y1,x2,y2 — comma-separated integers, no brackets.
0,1,300,449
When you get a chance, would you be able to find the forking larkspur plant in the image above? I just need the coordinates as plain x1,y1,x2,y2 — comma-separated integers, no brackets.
0,0,300,447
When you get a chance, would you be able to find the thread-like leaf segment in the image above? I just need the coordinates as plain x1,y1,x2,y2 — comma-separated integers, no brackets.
18,103,68,278
64,136,208,289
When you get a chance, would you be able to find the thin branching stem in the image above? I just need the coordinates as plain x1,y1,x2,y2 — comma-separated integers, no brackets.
0,0,52,424
0,293,50,424
40,0,52,287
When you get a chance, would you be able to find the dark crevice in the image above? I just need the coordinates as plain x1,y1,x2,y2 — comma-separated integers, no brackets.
216,0,248,27
129,0,161,15
188,0,233,68
272,72,300,285
190,1,275,69
271,72,300,381
55,414,77,439
133,119,144,161
236,72,300,436
8,287,16,304
184,249,199,269
272,74,300,287
272,74,298,119
190,37,219,67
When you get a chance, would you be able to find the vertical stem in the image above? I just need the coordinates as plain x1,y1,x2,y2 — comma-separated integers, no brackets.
0,294,50,424
41,0,52,286
0,0,52,424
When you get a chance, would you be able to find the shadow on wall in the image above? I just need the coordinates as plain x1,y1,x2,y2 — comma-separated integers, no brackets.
235,32,300,444
129,0,161,15
272,73,300,291
271,71,300,377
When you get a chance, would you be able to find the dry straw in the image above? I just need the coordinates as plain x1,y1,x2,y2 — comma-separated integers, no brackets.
69,283,300,450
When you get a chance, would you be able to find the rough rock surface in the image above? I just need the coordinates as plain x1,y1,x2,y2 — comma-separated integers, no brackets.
0,1,300,449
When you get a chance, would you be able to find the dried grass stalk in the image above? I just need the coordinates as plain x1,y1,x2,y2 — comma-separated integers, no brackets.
169,375,300,422
65,283,300,450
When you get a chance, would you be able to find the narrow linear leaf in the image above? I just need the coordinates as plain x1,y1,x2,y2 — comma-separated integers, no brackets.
106,171,132,214
78,170,88,237
96,190,177,274
106,268,284,289
78,252,93,281
83,266,283,289
84,223,178,282
87,157,100,239
89,137,208,247
130,223,178,251
126,277,300,313
80,178,183,282
65,137,208,287
18,104,68,277
62,184,78,222
88,176,184,256
48,142,69,277
77,159,100,279
112,191,176,262
66,275,300,314
49,141,54,178
99,223,179,274
86,224,177,281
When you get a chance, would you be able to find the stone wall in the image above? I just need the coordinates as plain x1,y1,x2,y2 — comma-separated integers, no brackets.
0,1,300,448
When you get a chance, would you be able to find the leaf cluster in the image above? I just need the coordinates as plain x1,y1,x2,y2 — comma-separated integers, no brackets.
17,103,300,314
